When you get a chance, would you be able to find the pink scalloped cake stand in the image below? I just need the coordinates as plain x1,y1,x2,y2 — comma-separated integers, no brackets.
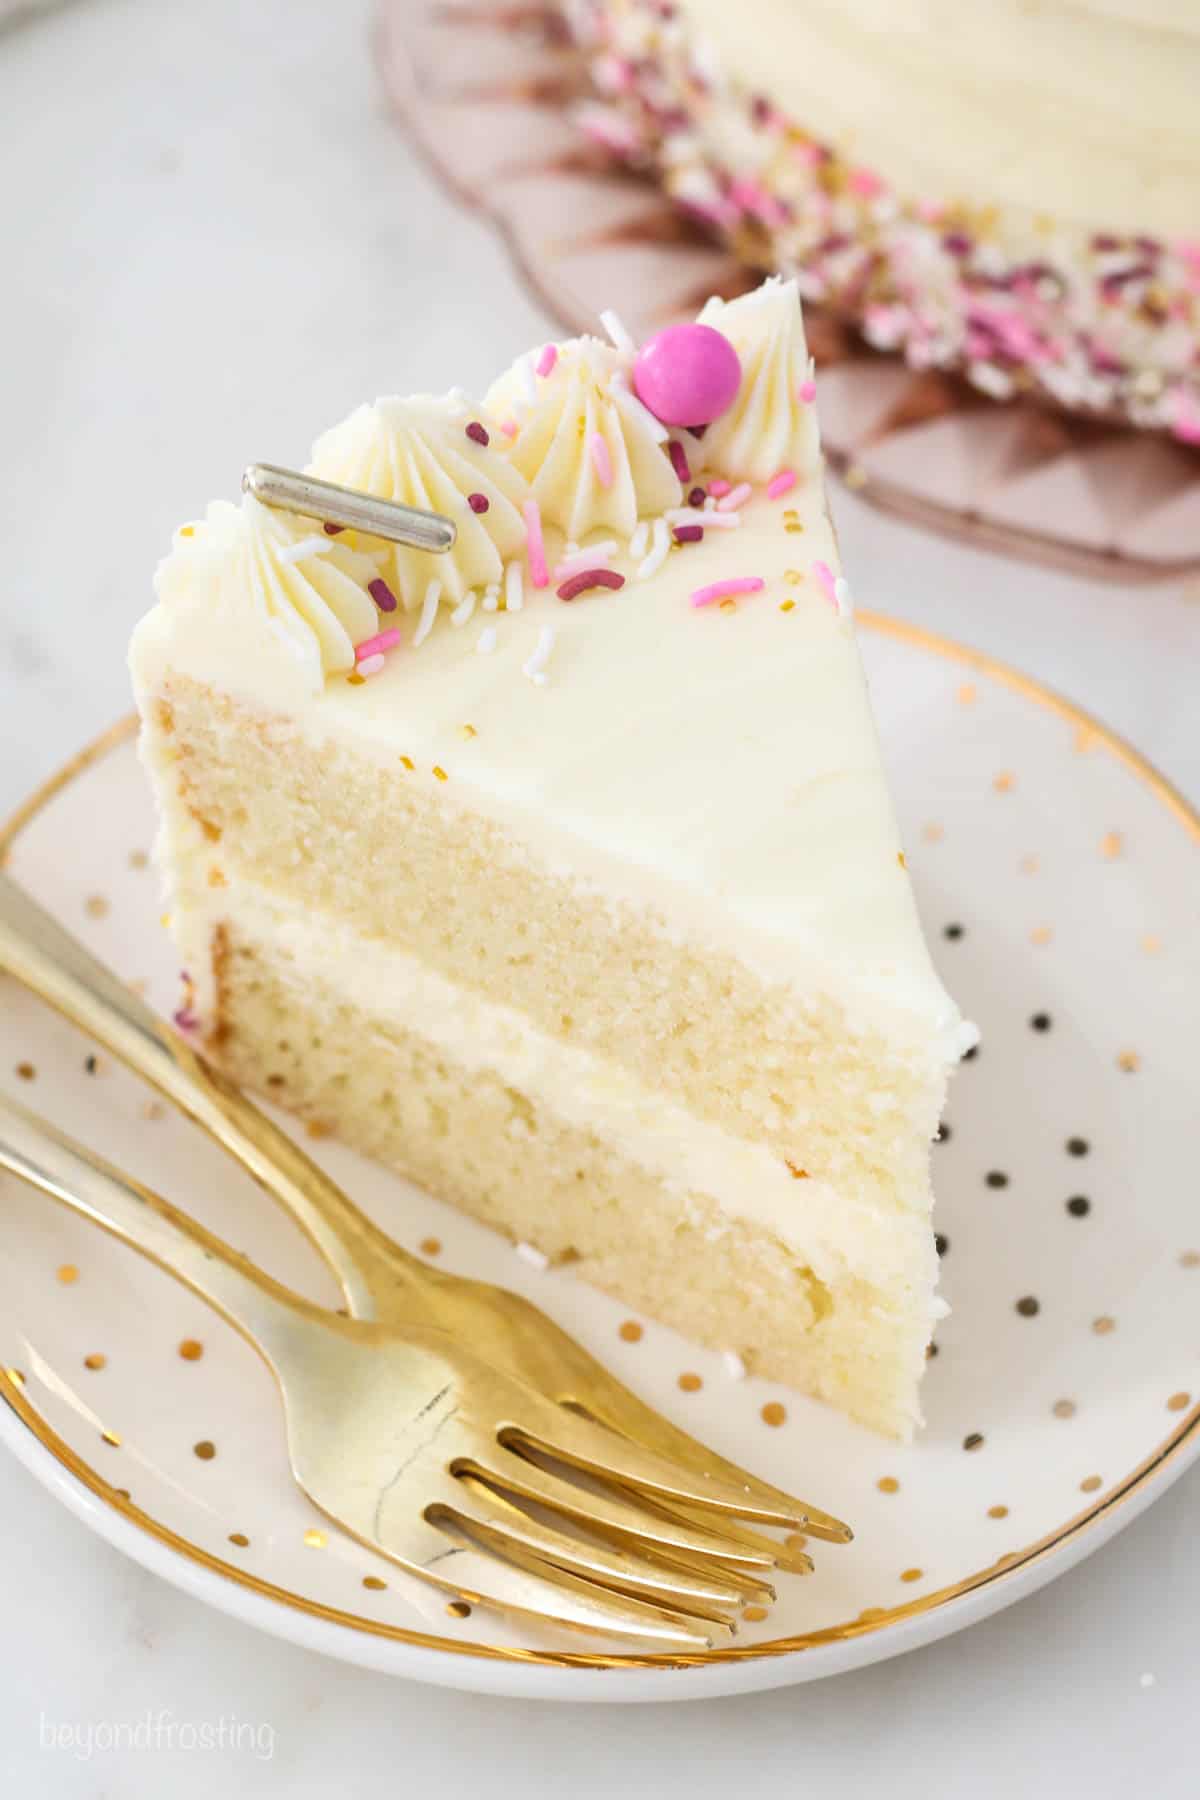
376,0,1200,585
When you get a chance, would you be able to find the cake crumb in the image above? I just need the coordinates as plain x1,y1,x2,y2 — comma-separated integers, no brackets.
515,1241,550,1272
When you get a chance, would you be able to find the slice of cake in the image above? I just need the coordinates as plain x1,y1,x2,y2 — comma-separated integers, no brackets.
130,278,974,1439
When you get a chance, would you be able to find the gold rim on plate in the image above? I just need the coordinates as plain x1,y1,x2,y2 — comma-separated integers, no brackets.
1,615,1197,1673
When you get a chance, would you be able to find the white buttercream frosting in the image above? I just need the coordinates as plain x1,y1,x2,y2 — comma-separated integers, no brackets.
697,278,820,484
309,394,530,611
152,496,379,692
485,337,681,540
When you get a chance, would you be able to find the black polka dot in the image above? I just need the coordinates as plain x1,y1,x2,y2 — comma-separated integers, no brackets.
963,1432,984,1452
1067,1137,1090,1157
935,1122,952,1144
986,1171,1009,1189
935,1233,950,1257
1015,1295,1040,1317
1066,1196,1091,1218
943,923,965,941
1030,1013,1052,1032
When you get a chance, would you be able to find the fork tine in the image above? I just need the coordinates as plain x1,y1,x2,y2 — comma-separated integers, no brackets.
640,1499,814,1576
440,1481,747,1623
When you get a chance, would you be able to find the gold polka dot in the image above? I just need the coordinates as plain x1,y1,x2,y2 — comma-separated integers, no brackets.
876,1476,900,1494
178,1339,204,1361
922,822,944,843
460,723,478,740
101,1429,121,1447
362,1575,387,1591
1167,1392,1191,1413
677,1372,703,1392
1053,1399,1076,1420
900,1568,923,1584
957,683,977,705
129,850,149,870
303,1529,326,1549
1116,1050,1140,1072
784,1533,808,1553
761,1402,787,1428
1100,831,1123,859
618,1320,643,1343
56,1264,79,1285
987,1504,1009,1519
1019,853,1039,874
16,1061,35,1081
446,1600,471,1618
1080,1475,1102,1493
1142,934,1162,954
193,1440,216,1460
1092,1315,1116,1335
993,771,1015,792
1179,1251,1200,1269
228,1532,250,1547
305,1120,332,1140
742,1604,769,1622
84,894,110,919
83,1353,107,1371
857,1607,887,1624
784,569,803,583
419,1237,442,1257
1030,926,1054,946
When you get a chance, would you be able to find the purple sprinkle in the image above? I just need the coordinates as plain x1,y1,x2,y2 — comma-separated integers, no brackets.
688,485,706,508
667,440,691,485
368,577,398,614
673,525,704,544
172,1007,198,1034
467,492,490,514
685,423,708,441
465,421,489,447
323,522,345,536
942,231,972,258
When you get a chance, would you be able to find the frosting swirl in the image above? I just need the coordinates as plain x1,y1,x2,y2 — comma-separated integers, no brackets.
485,338,681,541
696,278,820,484
153,496,379,690
309,395,530,610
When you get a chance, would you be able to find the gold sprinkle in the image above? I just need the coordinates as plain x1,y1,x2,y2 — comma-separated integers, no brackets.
419,1237,442,1257
362,1575,387,1591
719,597,737,612
228,1532,250,1547
783,568,804,582
957,683,977,705
1179,1250,1200,1269
142,1100,166,1121
347,672,365,686
461,723,478,740
207,867,227,888
618,1320,643,1343
877,1476,900,1495
57,1264,79,1285
677,1371,703,1393
779,599,796,613
922,822,944,843
987,1504,1009,1520
85,894,110,919
785,522,804,534
305,1119,332,1140
896,852,906,869
193,1440,217,1461
900,1568,923,1584
1052,1399,1076,1420
1080,1475,1102,1493
844,463,868,491
1116,1050,1140,1072
742,1604,769,1623
1167,1392,1191,1412
178,1339,204,1361
433,765,448,781
399,754,415,771
1092,1315,1116,1335
993,771,1015,792
16,1061,35,1081
101,1429,121,1448
1100,831,1123,859
1030,926,1054,946
761,1401,787,1428
446,1600,471,1619
178,526,195,538
782,509,799,522
303,1529,326,1549
159,912,172,929
785,1161,810,1180
83,1353,107,1371
1142,934,1162,954
129,850,149,869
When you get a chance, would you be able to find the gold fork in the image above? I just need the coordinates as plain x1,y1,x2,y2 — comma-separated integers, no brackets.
0,872,850,1560
0,1092,805,1646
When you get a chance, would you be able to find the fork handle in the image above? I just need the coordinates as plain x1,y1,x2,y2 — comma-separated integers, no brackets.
0,1091,308,1361
0,871,420,1319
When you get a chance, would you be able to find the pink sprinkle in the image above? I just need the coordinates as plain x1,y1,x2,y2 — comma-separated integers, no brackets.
465,421,489,447
323,522,344,536
523,498,549,588
766,469,797,500
468,492,490,514
673,525,704,544
812,560,838,607
848,166,884,199
353,627,402,661
557,568,626,602
667,440,691,484
500,418,519,439
355,653,385,678
798,379,817,404
708,478,732,498
590,432,614,489
368,577,398,614
717,482,752,513
535,343,558,378
690,577,765,609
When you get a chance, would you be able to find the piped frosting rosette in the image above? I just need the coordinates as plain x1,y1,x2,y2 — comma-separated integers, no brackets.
695,279,819,485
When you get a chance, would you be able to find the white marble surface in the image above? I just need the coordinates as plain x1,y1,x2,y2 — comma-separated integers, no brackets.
1,0,1198,1791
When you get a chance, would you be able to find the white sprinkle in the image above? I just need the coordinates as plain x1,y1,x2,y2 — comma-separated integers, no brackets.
411,578,442,648
277,534,332,564
636,515,671,580
523,625,556,685
515,1240,550,1272
721,1350,747,1381
665,507,741,529
477,626,497,655
447,385,470,409
971,362,1017,401
612,378,669,444
450,591,477,627
504,561,524,613
554,540,617,580
600,308,636,356
355,652,385,677
717,482,752,513
629,520,649,560
1140,1672,1156,1689
834,575,853,618
519,353,538,410
482,586,500,612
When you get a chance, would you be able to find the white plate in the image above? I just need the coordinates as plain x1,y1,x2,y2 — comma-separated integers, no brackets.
0,614,1197,1702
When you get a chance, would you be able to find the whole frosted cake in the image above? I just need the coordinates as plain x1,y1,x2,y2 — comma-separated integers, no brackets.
131,279,974,1439
566,0,1200,439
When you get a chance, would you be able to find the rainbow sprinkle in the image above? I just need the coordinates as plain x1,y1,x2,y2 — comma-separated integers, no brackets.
812,560,839,607
500,418,519,439
468,492,490,514
465,420,490,447
708,478,732,498
668,440,691,484
353,627,402,661
798,379,817,405
717,482,752,513
535,343,559,378
766,469,797,499
673,525,704,544
355,653,385,678
368,577,398,614
523,498,549,588
557,568,626,601
590,432,614,488
691,577,765,608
